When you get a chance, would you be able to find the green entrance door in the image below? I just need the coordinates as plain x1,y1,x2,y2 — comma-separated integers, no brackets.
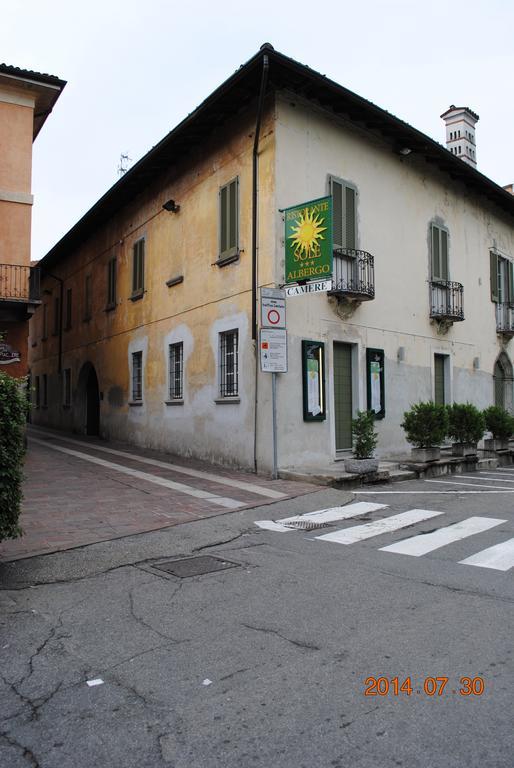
334,342,353,450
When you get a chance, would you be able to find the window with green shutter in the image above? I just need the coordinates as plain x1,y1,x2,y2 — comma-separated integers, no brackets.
430,225,449,281
490,251,514,304
329,176,357,250
132,239,145,298
219,178,239,261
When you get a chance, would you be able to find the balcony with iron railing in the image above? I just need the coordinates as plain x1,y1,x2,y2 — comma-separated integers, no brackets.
0,264,40,304
429,279,464,322
496,302,514,337
329,248,375,301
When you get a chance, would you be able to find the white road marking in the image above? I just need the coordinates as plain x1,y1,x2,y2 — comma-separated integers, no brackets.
281,502,388,525
354,490,514,494
315,509,443,545
425,479,514,490
380,517,506,557
460,538,514,571
30,429,286,499
476,473,514,482
254,502,388,532
254,520,296,532
31,438,244,509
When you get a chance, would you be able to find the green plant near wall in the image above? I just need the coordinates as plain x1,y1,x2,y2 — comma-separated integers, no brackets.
401,401,448,448
446,403,485,445
0,372,29,541
351,410,378,459
483,406,514,440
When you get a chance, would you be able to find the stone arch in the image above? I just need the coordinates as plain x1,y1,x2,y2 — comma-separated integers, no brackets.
76,361,100,435
493,351,513,412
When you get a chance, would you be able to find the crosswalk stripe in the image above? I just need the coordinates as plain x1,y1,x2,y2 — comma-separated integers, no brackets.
281,502,388,525
31,437,244,509
425,479,514,490
315,508,443,545
459,538,514,571
380,516,506,557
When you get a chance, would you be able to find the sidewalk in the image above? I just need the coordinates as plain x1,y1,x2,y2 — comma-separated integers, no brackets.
0,427,319,562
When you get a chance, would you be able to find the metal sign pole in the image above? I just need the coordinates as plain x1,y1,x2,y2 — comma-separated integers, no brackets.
272,371,278,480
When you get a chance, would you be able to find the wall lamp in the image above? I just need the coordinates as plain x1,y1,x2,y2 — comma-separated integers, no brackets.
398,147,412,156
162,199,180,213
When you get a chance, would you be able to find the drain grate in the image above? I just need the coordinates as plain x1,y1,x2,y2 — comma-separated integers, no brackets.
282,520,330,531
152,555,240,579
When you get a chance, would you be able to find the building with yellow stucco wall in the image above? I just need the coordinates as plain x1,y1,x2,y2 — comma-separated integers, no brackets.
29,46,514,472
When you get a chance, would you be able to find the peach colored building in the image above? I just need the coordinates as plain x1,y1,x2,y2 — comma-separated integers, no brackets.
0,64,65,379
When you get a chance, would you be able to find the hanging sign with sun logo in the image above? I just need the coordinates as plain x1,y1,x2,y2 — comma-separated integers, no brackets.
284,196,332,284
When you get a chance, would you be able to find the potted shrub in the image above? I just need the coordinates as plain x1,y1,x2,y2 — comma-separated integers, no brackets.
344,410,379,475
446,403,485,456
401,401,448,462
483,406,514,451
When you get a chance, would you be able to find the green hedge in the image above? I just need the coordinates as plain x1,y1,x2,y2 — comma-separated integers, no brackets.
0,372,28,541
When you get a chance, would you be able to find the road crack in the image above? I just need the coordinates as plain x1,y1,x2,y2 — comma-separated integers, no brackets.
241,622,320,651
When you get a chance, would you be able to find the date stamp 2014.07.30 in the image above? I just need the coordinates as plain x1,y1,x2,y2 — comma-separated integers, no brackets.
364,676,485,697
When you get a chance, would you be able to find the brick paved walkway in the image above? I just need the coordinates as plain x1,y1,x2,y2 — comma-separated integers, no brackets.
0,428,318,562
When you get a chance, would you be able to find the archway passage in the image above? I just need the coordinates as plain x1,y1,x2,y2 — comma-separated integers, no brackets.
86,366,100,435
494,352,513,412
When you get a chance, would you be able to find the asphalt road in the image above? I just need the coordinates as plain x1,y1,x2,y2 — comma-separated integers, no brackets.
1,470,514,768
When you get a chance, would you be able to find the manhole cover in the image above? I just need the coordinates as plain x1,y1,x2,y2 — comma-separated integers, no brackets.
153,555,240,578
282,520,330,531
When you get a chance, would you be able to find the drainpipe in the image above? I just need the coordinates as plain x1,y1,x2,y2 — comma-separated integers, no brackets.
252,52,270,474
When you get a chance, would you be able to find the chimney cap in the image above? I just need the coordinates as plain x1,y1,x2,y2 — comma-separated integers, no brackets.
440,105,479,122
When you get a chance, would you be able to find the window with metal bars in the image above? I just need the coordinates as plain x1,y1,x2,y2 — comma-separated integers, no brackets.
219,330,238,397
132,351,143,401
35,376,40,408
168,343,183,400
42,374,48,407
132,239,145,297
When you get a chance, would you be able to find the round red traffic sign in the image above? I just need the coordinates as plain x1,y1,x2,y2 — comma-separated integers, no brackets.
267,309,281,325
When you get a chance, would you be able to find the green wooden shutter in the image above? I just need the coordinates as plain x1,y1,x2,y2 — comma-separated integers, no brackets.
345,186,356,250
229,179,237,252
431,225,440,279
508,260,514,304
333,342,353,450
220,186,228,255
440,229,448,279
490,251,499,302
140,240,145,291
434,354,445,405
330,178,343,249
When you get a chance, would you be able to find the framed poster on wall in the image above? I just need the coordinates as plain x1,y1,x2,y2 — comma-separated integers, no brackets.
366,348,385,419
302,340,326,421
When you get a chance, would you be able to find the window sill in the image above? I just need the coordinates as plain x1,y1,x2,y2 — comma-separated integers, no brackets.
214,252,240,268
215,397,240,404
128,400,143,407
105,303,116,312
165,399,184,406
130,291,144,302
41,336,47,342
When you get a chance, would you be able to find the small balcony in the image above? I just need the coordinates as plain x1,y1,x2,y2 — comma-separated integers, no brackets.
0,264,41,319
496,302,514,337
329,248,375,301
429,279,464,322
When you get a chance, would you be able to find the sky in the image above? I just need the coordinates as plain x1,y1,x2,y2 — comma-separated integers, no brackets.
2,0,513,259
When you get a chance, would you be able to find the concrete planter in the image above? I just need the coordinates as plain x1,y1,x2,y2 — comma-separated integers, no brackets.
484,438,509,451
344,457,379,475
410,447,440,463
451,442,478,457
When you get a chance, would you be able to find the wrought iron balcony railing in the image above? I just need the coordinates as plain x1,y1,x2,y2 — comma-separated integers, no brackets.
329,248,375,300
0,264,40,302
496,302,514,336
429,279,464,322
